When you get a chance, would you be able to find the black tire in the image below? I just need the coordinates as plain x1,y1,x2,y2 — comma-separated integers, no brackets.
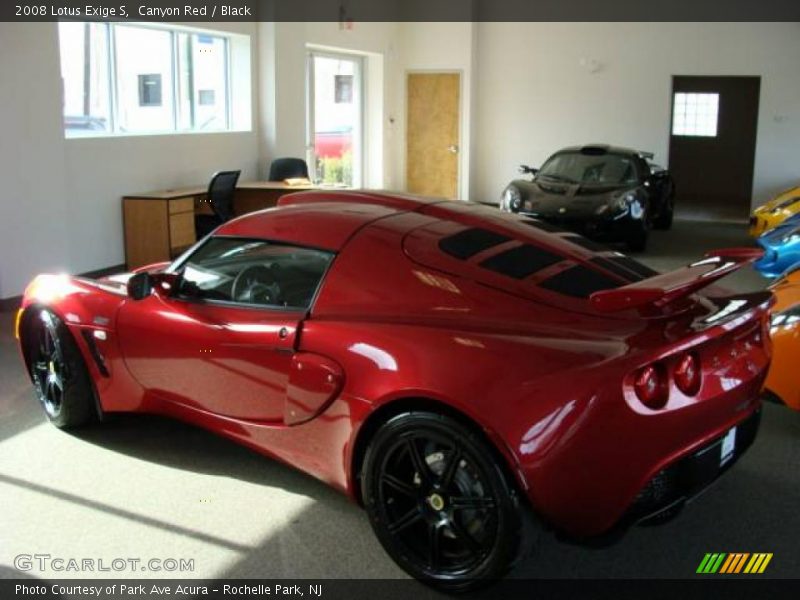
362,411,526,591
653,199,674,230
627,227,649,252
26,308,97,429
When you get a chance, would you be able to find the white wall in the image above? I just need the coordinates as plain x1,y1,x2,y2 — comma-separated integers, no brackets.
0,21,259,299
473,22,800,206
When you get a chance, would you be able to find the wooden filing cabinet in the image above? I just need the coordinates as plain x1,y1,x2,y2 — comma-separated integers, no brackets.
123,194,200,270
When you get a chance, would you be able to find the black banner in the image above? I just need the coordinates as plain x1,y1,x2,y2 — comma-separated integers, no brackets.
3,579,800,600
2,0,800,22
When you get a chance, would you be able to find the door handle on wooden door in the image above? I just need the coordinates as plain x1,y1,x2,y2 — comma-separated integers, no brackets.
447,145,459,154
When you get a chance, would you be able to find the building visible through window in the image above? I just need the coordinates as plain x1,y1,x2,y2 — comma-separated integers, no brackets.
58,22,233,136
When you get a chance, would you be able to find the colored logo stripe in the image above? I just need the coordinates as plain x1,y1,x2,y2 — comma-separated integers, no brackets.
744,553,773,574
697,552,772,574
697,553,726,574
720,553,749,573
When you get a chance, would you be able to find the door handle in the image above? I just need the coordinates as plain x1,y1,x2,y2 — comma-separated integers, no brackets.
447,144,459,154
278,327,289,339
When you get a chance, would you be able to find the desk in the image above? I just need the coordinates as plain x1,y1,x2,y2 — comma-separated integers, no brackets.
122,181,315,270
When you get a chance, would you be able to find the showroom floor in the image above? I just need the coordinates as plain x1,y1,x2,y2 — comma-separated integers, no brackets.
1,219,798,583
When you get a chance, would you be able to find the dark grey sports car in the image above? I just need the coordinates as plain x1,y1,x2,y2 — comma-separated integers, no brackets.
500,144,675,251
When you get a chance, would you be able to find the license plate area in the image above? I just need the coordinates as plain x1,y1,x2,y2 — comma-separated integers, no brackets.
720,426,737,467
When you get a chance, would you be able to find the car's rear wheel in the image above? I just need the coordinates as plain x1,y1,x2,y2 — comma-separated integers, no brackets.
26,308,97,429
362,411,526,591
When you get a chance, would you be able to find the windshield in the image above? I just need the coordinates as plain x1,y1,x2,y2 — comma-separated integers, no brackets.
538,152,638,186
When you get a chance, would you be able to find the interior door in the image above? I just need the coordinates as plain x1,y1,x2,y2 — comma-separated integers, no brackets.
406,72,461,199
668,76,760,221
117,294,302,422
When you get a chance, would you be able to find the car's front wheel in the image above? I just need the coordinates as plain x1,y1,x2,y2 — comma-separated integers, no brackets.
362,411,527,591
25,308,98,429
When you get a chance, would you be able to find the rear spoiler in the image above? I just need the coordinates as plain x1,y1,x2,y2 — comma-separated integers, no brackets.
589,248,763,313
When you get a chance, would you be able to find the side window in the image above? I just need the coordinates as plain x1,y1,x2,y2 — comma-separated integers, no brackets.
176,238,334,309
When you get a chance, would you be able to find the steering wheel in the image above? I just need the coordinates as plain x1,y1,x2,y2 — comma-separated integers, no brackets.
231,264,282,305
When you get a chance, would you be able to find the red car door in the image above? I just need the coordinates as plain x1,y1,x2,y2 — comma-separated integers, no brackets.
116,238,334,422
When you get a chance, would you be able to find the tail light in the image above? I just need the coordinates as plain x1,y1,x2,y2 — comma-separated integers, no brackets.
674,353,701,396
634,363,668,409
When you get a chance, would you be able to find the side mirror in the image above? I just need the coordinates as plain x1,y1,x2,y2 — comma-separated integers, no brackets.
126,271,179,301
519,164,538,176
127,272,153,300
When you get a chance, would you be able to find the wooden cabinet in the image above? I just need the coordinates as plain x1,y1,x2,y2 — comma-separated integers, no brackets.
123,195,198,270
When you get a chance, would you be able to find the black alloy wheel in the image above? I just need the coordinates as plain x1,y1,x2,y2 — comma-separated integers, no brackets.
27,309,97,429
362,412,527,590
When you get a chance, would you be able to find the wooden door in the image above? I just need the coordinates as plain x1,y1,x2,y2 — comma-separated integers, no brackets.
406,73,460,199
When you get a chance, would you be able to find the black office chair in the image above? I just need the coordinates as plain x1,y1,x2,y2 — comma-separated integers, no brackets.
268,157,309,181
195,170,241,239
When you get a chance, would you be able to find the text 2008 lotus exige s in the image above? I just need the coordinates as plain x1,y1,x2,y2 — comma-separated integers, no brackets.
16,191,771,590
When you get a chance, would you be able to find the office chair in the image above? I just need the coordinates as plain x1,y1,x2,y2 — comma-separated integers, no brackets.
195,170,241,239
268,157,309,181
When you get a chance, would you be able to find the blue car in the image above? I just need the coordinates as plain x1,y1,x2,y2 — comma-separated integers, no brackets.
754,212,800,278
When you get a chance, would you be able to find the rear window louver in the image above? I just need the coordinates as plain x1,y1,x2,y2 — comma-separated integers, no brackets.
479,244,563,280
608,255,658,279
591,257,642,282
564,234,610,253
439,227,511,260
539,265,621,298
523,219,564,233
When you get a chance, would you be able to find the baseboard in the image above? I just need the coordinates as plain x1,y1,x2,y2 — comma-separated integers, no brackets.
0,263,126,313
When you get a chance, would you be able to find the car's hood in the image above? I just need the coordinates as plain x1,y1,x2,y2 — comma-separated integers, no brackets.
513,179,628,216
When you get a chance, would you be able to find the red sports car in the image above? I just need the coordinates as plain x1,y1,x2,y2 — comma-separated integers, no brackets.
16,191,771,589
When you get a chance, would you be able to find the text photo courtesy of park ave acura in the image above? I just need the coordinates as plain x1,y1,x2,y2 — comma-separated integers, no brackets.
15,584,317,598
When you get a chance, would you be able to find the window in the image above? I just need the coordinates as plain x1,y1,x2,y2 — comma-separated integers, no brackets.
439,228,511,260
176,238,334,310
538,265,621,298
58,23,237,137
672,93,719,137
479,245,563,280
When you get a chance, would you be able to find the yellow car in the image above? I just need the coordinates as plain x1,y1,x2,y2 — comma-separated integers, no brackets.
765,266,800,409
750,184,800,237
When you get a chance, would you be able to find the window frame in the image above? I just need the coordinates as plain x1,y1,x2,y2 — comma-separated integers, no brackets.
305,48,366,188
60,21,235,138
164,235,338,313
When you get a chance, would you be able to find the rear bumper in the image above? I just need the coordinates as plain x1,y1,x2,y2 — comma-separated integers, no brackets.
513,307,770,539
626,407,760,525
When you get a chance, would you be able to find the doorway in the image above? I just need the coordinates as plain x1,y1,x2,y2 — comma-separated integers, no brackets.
306,51,364,187
668,76,760,222
406,72,461,199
